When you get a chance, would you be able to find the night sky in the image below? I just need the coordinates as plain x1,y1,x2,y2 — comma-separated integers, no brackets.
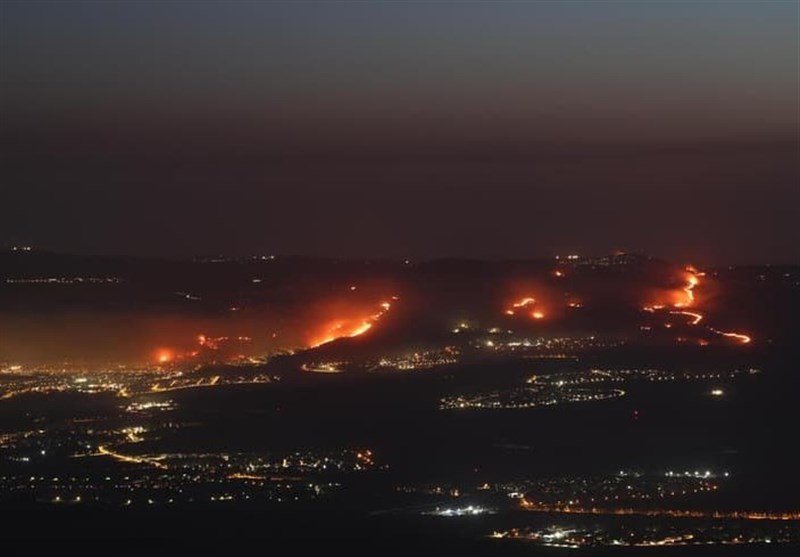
1,0,798,264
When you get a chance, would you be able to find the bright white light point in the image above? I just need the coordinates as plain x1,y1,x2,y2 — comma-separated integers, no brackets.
710,389,724,396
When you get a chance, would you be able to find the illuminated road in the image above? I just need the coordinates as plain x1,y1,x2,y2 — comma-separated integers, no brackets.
97,445,168,470
520,499,800,521
147,376,272,394
300,363,344,374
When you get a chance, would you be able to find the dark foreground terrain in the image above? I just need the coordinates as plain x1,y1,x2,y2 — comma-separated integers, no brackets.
1,251,798,555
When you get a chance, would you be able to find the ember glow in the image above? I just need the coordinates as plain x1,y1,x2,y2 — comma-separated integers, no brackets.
155,349,173,364
505,297,545,319
643,269,704,317
674,273,701,308
513,297,537,309
641,267,753,345
667,269,702,309
674,268,752,344
644,268,704,313
718,331,752,345
670,310,704,326
308,299,394,348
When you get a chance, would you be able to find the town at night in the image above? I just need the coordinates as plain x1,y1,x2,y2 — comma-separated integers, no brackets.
1,249,798,554
1,0,798,554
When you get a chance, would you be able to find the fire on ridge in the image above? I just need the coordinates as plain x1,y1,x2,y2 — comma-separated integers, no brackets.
308,298,396,348
643,267,751,345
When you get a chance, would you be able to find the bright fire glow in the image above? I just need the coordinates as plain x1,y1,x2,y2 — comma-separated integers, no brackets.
674,272,700,308
645,269,703,313
308,300,394,348
642,266,753,346
155,349,173,364
505,297,544,319
719,331,752,344
670,310,703,325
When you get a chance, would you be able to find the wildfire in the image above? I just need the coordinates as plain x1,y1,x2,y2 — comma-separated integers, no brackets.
645,269,703,312
644,268,704,318
718,331,752,344
308,299,394,348
641,266,753,346
674,271,701,308
505,297,545,319
513,297,536,309
670,310,703,325
155,349,173,364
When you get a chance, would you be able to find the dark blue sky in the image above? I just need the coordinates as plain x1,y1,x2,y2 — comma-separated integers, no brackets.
1,1,798,263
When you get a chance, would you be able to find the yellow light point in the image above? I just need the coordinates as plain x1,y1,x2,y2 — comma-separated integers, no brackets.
554,270,564,277
505,309,515,316
532,311,545,319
